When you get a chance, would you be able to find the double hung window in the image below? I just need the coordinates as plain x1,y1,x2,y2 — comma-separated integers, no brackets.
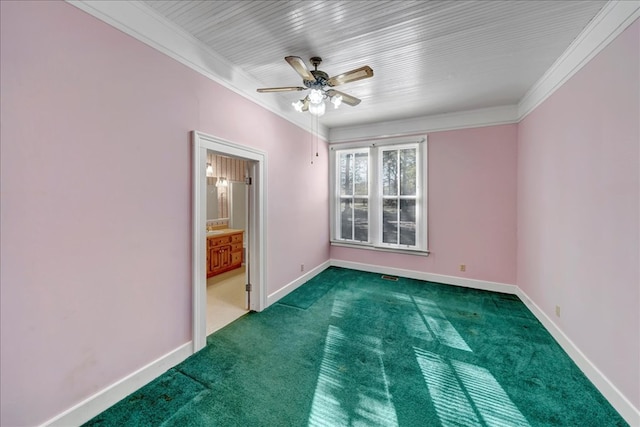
331,137,427,253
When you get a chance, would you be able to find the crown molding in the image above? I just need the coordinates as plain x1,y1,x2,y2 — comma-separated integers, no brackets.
517,0,640,119
65,0,329,140
328,105,519,143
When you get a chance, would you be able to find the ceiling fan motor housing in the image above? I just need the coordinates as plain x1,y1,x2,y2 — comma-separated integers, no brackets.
304,56,329,89
305,70,329,89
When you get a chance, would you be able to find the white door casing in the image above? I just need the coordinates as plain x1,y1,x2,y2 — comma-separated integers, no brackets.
191,131,267,352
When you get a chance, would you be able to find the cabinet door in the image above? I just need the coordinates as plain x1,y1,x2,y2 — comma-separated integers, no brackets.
211,247,221,272
220,246,231,268
209,248,217,275
230,250,242,267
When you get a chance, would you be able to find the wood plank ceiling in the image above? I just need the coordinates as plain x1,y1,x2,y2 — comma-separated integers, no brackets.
142,0,607,128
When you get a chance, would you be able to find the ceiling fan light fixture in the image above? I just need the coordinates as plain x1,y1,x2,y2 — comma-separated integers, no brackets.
292,99,304,112
258,56,372,117
309,101,326,117
308,89,324,105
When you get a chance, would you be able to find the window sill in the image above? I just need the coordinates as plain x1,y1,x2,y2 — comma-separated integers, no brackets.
330,240,430,256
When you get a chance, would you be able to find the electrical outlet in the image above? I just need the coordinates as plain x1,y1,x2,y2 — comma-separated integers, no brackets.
555,305,561,317
300,264,304,272
459,264,466,272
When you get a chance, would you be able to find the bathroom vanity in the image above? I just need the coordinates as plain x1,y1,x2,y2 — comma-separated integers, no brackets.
206,229,243,278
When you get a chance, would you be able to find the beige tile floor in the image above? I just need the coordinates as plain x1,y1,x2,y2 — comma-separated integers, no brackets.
206,265,249,335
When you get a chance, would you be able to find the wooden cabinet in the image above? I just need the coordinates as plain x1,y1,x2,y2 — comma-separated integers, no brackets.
206,230,243,278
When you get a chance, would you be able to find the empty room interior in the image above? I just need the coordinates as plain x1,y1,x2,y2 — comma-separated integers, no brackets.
1,1,638,426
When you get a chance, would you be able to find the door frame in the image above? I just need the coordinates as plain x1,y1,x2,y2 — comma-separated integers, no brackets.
191,130,267,352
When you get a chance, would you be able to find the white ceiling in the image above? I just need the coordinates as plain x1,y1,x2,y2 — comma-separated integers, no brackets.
139,0,608,130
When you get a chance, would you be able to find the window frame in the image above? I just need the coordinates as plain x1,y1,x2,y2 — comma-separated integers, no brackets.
329,136,429,255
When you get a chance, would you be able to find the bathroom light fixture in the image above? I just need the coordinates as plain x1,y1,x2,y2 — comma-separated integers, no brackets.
216,177,228,187
206,163,214,177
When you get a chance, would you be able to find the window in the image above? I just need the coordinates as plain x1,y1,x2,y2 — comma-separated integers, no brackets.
331,137,427,253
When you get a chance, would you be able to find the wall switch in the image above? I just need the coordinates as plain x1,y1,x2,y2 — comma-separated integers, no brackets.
555,305,561,317
459,264,466,272
300,264,304,272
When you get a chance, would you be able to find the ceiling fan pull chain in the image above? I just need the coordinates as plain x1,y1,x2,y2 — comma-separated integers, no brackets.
310,114,315,165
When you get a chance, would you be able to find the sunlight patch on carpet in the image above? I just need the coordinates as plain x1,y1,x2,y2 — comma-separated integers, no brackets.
415,347,530,427
451,360,529,426
403,310,435,342
412,295,472,352
414,347,481,426
330,291,350,318
308,325,399,427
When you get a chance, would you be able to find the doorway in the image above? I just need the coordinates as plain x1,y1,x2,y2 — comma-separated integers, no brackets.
206,152,251,335
192,131,266,352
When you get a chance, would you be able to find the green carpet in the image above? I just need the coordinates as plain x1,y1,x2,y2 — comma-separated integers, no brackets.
84,267,628,426
277,266,345,309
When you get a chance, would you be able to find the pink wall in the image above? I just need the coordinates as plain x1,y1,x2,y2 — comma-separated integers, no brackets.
331,124,518,285
0,2,329,425
517,19,639,409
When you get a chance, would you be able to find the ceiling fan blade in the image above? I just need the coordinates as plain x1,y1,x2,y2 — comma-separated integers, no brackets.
327,65,373,87
285,56,316,82
256,86,306,93
327,89,361,106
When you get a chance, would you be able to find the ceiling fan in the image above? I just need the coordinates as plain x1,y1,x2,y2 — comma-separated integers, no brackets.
257,56,373,116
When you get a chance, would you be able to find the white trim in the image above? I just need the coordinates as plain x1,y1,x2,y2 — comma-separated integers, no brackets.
266,260,331,307
329,105,519,144
192,137,207,352
65,0,329,141
516,288,640,426
191,131,267,352
330,241,430,256
41,342,192,427
518,0,640,119
329,259,517,295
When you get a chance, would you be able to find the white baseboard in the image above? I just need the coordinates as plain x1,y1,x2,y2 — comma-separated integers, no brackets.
516,288,640,426
266,260,332,306
41,342,193,427
330,259,518,294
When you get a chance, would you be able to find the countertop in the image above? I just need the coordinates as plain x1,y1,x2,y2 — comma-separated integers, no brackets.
206,228,243,237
